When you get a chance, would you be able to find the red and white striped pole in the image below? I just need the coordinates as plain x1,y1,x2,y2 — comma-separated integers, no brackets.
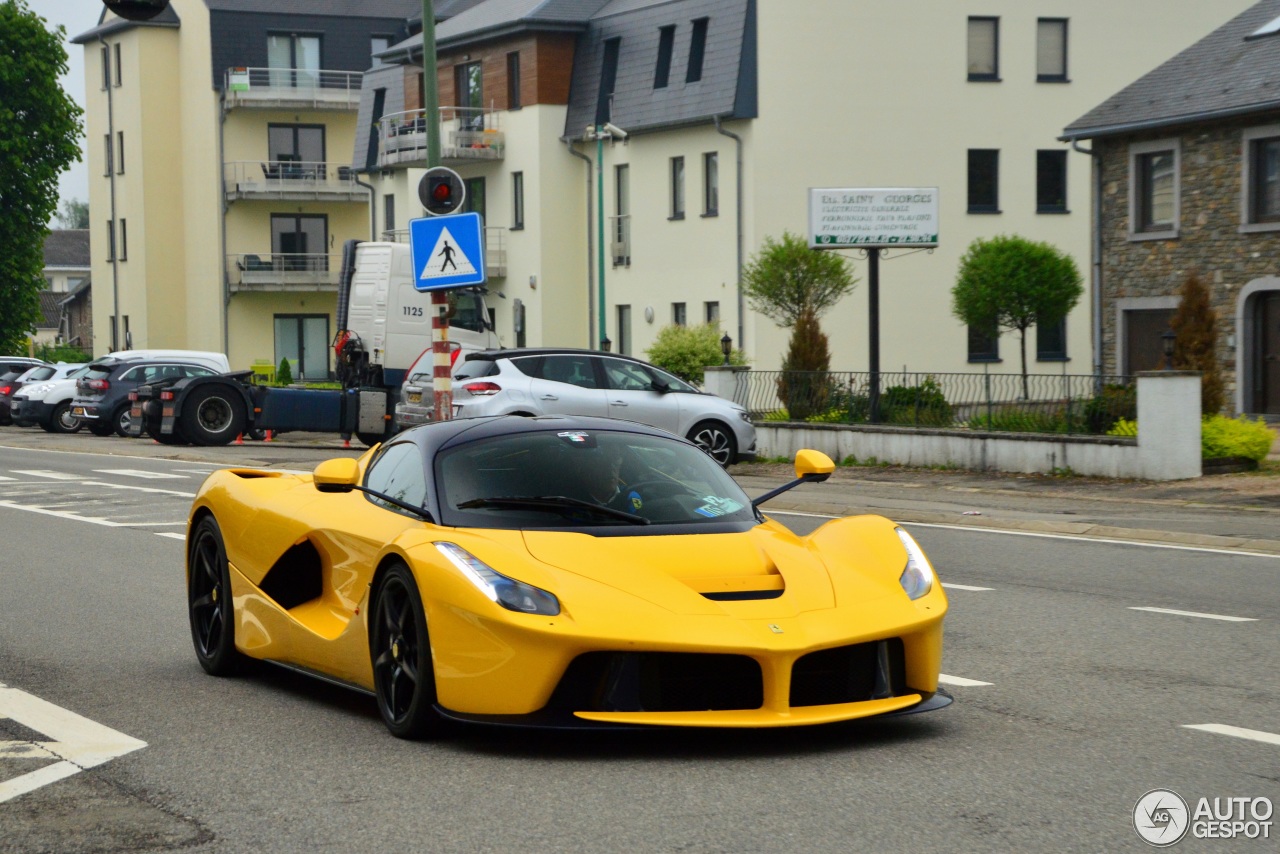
432,295,451,421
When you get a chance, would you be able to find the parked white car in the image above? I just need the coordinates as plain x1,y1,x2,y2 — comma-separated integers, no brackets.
449,348,757,466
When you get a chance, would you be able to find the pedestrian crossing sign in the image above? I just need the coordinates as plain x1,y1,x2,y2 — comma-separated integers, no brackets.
408,212,487,291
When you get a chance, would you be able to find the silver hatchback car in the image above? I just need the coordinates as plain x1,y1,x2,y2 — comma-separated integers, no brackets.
449,349,756,466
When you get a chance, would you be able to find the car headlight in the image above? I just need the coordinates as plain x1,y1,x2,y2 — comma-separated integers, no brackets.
737,409,752,423
895,527,936,600
434,542,560,616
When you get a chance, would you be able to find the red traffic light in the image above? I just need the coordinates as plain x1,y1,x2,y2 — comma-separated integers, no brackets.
418,167,466,215
431,181,453,203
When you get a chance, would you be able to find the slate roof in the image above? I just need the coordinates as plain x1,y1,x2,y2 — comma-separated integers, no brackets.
1063,0,1280,140
385,0,611,56
37,292,61,330
42,231,91,269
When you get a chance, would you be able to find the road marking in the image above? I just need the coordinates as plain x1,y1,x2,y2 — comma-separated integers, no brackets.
10,470,82,480
938,674,992,687
1129,606,1257,622
92,469,187,480
155,532,186,540
942,583,994,591
0,681,147,804
83,481,196,498
0,475,14,481
1183,724,1280,746
115,521,186,527
0,501,125,528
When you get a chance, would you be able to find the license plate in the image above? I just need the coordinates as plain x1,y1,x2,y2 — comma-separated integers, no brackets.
71,406,86,416
407,391,421,404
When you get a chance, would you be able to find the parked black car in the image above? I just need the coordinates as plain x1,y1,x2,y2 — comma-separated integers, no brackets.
72,357,224,437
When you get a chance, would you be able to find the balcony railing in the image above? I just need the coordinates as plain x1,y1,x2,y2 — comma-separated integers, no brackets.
227,253,341,291
377,107,505,167
222,67,363,111
224,161,368,202
609,214,631,267
380,227,507,278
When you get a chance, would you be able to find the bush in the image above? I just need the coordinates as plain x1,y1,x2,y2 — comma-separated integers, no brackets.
880,377,953,426
1201,415,1276,462
1084,384,1136,434
644,323,746,384
967,408,1082,434
34,343,91,363
1106,418,1138,437
276,357,294,386
777,308,831,421
1170,272,1225,414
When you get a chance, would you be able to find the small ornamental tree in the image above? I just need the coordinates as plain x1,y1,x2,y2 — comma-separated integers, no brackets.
777,307,831,420
1169,272,1225,415
951,235,1083,396
645,323,747,385
742,231,856,327
0,1,83,355
276,358,294,386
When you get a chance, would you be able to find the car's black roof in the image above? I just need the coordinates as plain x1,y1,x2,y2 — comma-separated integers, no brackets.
393,413,679,460
464,347,652,367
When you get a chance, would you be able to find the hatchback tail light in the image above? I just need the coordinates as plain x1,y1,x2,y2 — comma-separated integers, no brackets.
463,382,502,396
0,385,11,396
87,379,110,391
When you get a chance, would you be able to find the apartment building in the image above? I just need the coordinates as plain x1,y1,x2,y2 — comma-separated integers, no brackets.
359,0,1255,374
73,0,417,375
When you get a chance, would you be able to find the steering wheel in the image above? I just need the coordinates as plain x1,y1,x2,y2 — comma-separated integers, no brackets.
609,479,696,512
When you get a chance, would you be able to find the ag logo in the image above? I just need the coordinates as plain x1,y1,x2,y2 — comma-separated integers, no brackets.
1134,789,1190,846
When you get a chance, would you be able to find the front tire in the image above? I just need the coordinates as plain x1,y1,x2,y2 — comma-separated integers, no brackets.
187,516,245,676
370,563,443,739
687,420,737,468
46,402,82,434
183,386,246,446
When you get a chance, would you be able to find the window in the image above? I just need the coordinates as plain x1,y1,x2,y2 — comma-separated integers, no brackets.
267,34,320,88
672,302,687,325
613,164,630,266
114,43,122,86
100,45,110,90
105,219,115,261
967,322,999,362
507,51,521,108
271,214,328,271
595,37,621,125
1129,139,1179,238
968,149,1000,213
1037,19,1068,82
1121,307,1175,374
274,314,331,380
705,301,720,324
670,156,685,219
455,61,483,129
364,442,427,516
616,305,632,355
703,152,719,216
1036,150,1067,213
464,177,486,221
654,25,675,89
116,131,125,174
538,355,600,389
1243,125,1280,228
119,219,127,261
687,18,708,83
512,172,524,229
384,194,395,234
967,17,999,81
1036,317,1067,361
103,134,112,177
268,125,325,173
371,36,391,69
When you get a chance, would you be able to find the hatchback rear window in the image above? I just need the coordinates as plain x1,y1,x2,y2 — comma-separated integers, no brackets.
455,358,498,380
84,365,114,381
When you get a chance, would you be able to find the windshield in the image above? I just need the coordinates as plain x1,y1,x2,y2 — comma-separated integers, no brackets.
436,429,755,530
21,366,56,382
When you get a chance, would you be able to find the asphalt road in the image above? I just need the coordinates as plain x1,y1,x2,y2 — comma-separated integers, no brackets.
0,438,1276,852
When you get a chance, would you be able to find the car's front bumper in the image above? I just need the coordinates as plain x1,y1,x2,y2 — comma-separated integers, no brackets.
10,398,52,426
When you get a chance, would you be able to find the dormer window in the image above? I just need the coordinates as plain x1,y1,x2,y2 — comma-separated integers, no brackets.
654,25,675,89
686,18,708,83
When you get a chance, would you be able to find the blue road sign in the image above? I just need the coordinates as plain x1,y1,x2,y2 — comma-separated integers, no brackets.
408,212,487,291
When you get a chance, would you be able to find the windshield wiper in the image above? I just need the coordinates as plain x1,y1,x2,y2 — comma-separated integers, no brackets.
456,495,650,525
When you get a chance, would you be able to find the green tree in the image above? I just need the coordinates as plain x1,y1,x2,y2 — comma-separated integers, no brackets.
0,0,83,355
742,231,856,328
951,235,1083,395
645,323,747,385
1169,272,1225,414
55,198,90,229
777,307,831,420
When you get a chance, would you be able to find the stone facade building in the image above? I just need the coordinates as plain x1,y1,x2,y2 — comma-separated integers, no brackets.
1064,0,1280,417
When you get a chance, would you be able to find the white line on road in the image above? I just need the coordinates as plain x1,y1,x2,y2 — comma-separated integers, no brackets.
0,501,124,527
1183,724,1280,746
1129,606,1257,622
942,583,994,591
9,470,83,480
92,468,187,480
938,674,993,687
0,681,147,803
0,475,14,481
82,481,196,497
155,532,186,540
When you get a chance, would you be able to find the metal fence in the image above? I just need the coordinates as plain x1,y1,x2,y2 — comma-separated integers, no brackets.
737,370,1136,436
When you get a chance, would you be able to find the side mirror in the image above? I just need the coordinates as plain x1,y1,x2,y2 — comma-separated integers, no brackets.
795,449,835,483
651,380,670,393
314,457,360,493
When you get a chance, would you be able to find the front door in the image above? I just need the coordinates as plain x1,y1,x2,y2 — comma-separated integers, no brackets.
1257,291,1280,414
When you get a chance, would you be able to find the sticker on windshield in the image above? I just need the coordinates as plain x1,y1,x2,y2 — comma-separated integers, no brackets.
556,431,597,448
628,490,643,511
694,496,744,517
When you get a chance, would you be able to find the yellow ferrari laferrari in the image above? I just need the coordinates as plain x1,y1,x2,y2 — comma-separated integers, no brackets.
187,415,949,738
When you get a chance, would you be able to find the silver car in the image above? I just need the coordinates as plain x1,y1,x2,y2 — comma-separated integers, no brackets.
449,349,756,466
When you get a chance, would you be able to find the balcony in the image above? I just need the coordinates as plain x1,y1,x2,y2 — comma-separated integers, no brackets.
378,108,505,168
222,67,362,112
224,161,368,203
227,253,341,292
610,214,631,267
381,227,507,278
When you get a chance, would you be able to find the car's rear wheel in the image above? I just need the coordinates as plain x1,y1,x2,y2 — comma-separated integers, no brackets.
46,402,82,434
111,403,134,437
184,386,246,446
187,516,245,676
370,563,443,739
687,420,737,468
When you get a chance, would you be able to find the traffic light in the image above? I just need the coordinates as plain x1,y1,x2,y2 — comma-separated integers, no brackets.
103,0,171,21
418,167,466,216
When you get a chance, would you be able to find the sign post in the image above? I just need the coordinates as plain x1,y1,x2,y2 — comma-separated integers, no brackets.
809,188,939,423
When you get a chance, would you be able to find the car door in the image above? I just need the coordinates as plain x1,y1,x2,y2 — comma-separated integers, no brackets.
525,354,609,417
602,358,681,433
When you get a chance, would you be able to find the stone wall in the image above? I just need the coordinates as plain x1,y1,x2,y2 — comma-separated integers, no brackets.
1097,118,1280,412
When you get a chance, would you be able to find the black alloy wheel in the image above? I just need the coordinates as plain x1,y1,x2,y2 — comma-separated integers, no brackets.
46,401,82,434
112,403,133,438
187,516,244,676
687,420,737,468
370,563,443,739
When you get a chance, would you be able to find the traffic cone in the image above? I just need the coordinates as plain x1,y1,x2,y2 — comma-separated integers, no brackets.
234,433,243,445
264,430,273,442
343,437,351,448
